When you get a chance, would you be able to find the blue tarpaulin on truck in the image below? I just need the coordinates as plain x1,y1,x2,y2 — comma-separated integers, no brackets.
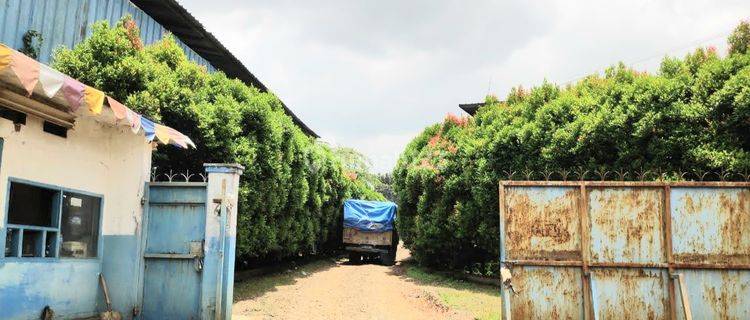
343,199,397,232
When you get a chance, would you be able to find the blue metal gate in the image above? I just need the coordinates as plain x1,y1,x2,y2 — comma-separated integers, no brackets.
142,182,207,319
499,181,750,320
139,164,244,320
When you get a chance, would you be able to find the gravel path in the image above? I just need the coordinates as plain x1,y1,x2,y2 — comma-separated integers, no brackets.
232,246,474,320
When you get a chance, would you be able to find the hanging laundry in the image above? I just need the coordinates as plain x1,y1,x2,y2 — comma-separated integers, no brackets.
62,77,85,111
39,64,65,98
10,51,40,96
0,42,193,149
84,86,105,114
166,126,189,148
0,44,11,71
106,96,127,120
154,124,171,144
140,117,156,141
125,107,142,133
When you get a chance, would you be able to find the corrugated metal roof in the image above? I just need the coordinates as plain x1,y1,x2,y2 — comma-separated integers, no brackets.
0,0,318,137
458,102,484,116
130,0,319,138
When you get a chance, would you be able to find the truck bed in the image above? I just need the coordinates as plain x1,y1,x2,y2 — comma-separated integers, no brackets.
342,227,392,246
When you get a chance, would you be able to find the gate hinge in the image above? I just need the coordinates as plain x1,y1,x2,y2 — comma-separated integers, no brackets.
141,197,146,205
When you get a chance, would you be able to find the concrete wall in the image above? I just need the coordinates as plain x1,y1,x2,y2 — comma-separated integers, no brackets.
0,112,152,319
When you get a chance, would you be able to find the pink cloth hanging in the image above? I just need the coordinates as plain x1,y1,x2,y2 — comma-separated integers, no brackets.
106,96,128,120
10,51,40,96
62,77,85,111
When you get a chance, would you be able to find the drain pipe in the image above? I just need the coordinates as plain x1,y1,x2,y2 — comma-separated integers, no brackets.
214,195,227,320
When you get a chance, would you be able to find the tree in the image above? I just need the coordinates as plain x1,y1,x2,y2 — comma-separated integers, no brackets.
393,22,750,272
729,20,750,55
53,17,383,265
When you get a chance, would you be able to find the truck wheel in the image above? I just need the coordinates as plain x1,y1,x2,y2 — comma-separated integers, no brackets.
349,252,361,264
380,249,396,266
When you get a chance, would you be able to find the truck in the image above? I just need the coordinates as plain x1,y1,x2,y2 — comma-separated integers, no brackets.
342,199,398,265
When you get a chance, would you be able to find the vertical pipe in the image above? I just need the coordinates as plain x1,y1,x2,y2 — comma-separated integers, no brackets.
663,185,677,320
579,183,593,319
136,182,150,319
498,182,511,320
214,199,226,320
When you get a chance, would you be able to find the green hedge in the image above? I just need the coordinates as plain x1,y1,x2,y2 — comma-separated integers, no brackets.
52,18,382,264
393,23,750,273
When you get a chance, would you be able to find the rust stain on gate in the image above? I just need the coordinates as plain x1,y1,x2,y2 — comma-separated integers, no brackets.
498,181,750,320
505,187,580,261
671,188,750,265
588,187,664,263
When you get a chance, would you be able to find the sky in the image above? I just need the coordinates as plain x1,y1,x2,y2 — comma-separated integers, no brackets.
179,0,749,173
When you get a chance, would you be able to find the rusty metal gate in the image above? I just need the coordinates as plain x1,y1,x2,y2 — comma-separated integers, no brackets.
498,181,750,319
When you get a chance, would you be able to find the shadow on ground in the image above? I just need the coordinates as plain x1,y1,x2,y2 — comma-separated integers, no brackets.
388,257,502,320
233,257,339,302
388,258,497,295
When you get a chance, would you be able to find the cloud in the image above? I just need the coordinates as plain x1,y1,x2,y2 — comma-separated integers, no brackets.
178,0,750,173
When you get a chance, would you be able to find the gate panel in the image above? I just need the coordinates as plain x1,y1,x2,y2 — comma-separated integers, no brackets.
499,181,750,320
670,187,750,265
142,259,202,318
144,201,205,255
508,266,584,319
142,183,207,320
504,187,581,261
674,269,750,319
590,268,669,319
588,187,664,263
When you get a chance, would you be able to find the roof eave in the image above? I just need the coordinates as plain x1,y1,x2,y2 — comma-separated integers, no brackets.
130,0,319,138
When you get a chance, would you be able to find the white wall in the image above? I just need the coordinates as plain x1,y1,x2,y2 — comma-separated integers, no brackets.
0,112,152,236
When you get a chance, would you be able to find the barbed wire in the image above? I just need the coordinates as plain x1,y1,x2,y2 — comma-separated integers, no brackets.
501,167,750,182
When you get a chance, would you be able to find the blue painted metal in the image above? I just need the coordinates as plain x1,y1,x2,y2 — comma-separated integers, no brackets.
221,232,236,319
0,175,109,319
588,187,665,264
670,187,750,264
101,234,141,316
673,269,750,319
0,260,102,319
3,177,105,261
1,165,240,319
499,182,750,319
590,268,669,319
503,186,581,260
141,183,206,319
506,266,584,319
204,163,245,174
0,0,214,71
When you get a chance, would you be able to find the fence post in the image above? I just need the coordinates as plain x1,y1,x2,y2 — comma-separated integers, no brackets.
203,163,244,320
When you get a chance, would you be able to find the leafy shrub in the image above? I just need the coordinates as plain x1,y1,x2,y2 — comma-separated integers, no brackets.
393,24,750,272
53,18,382,265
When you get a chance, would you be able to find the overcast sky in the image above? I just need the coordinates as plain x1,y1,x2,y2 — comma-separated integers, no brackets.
179,0,748,173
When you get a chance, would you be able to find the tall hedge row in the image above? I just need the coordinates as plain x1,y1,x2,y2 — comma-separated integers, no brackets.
393,24,750,272
52,19,383,264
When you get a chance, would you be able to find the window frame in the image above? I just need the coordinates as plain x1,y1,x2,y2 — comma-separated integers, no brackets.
3,177,104,261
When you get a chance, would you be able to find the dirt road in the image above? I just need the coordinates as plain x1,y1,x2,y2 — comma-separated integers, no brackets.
232,246,498,320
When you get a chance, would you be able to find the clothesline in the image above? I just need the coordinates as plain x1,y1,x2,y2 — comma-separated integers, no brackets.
0,43,194,149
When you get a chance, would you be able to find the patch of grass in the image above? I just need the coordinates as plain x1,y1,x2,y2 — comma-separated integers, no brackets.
404,265,501,320
233,259,335,301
